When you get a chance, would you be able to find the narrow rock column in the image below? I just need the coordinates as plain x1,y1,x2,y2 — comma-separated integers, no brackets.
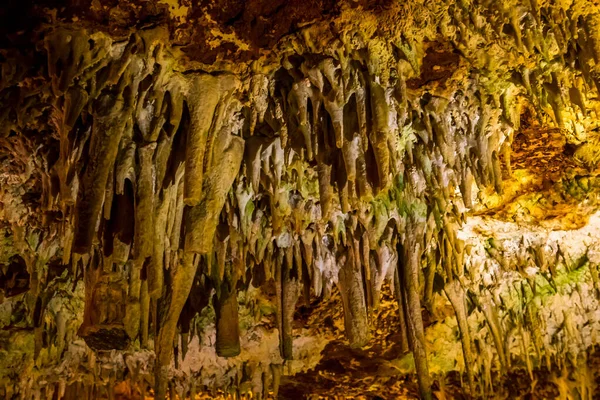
73,92,130,254
276,246,301,359
214,279,241,357
398,222,432,400
155,121,244,398
338,250,370,348
393,263,410,354
444,279,475,395
155,252,198,400
281,267,301,358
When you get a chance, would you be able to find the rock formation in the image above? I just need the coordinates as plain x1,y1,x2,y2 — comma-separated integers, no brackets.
2,0,600,398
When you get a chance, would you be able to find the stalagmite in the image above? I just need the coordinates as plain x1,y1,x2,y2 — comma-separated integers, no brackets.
271,364,282,397
140,279,150,347
274,245,301,359
77,256,130,350
423,250,437,312
134,143,157,260
393,262,410,354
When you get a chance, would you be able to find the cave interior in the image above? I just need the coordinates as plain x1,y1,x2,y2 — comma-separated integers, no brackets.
2,0,600,399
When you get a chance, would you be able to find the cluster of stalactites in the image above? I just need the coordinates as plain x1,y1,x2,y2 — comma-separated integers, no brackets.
207,12,600,397
217,45,520,399
5,1,600,398
40,25,250,398
237,50,515,304
32,18,524,398
28,2,600,395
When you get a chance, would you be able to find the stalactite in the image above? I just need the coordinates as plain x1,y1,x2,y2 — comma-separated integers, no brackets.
337,246,370,348
185,134,245,255
57,86,88,206
214,277,241,358
444,279,475,396
474,292,509,372
398,218,432,400
369,81,391,190
183,75,236,207
155,252,197,400
73,92,132,254
316,156,334,219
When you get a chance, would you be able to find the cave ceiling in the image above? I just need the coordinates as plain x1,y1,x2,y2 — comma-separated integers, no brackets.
2,0,600,399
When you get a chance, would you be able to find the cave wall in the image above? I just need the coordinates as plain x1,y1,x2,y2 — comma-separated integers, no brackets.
2,0,600,398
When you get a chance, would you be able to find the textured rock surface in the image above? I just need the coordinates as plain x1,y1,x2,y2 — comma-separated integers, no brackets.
2,0,600,398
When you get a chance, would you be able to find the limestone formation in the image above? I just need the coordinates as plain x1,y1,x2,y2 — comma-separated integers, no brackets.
2,0,600,399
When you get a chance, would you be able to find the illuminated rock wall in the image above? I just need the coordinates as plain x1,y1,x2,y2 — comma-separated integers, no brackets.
2,1,600,398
